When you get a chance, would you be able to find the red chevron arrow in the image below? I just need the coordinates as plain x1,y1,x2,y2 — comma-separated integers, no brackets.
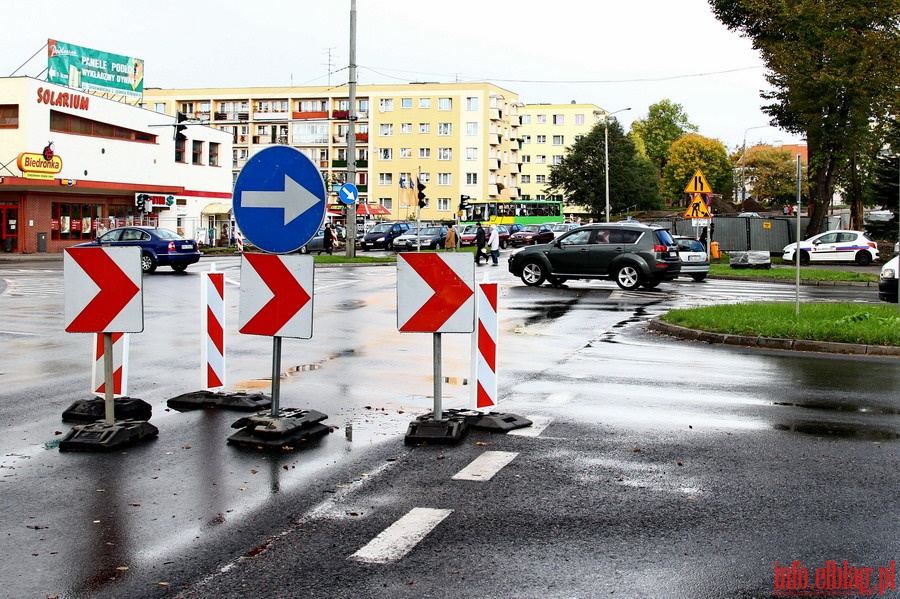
66,248,140,332
240,253,311,336
400,253,474,332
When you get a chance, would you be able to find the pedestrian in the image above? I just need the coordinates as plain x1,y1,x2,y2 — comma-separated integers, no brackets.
444,225,457,251
324,222,335,254
488,224,500,266
474,222,487,265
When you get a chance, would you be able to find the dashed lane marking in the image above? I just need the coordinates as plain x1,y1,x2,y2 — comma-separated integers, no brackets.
507,415,553,437
451,451,518,481
349,507,453,564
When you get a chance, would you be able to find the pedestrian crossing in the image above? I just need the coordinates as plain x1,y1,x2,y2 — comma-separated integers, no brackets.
0,276,63,297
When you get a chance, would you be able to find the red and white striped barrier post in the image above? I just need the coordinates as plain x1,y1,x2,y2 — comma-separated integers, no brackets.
201,265,226,390
235,231,244,253
472,282,498,409
91,332,129,397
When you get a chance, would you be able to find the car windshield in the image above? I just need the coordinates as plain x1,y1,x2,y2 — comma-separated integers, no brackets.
368,223,392,233
654,229,676,245
521,225,541,233
154,228,184,240
551,224,570,231
677,239,704,252
401,228,418,236
421,227,442,235
463,226,478,234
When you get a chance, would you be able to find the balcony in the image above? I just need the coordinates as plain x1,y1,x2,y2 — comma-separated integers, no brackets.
332,110,350,120
293,111,329,120
507,187,520,199
488,184,500,197
489,134,501,146
488,158,501,171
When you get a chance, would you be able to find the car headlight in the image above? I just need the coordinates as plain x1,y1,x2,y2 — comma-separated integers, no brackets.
882,268,897,280
376,237,385,242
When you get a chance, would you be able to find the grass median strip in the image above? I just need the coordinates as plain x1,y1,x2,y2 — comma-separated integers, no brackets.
709,263,879,283
661,303,900,346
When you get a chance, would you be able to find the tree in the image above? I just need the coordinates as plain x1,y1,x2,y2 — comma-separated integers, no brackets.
709,0,900,237
546,119,660,218
661,134,734,204
742,147,807,206
629,99,698,177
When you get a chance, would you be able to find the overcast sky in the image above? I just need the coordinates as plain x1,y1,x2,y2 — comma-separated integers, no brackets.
3,0,803,151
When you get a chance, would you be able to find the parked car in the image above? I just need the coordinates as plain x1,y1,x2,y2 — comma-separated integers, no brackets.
459,224,511,249
390,227,420,251
75,226,200,273
298,229,341,254
737,212,761,218
782,230,879,266
879,256,898,303
394,225,448,251
672,236,710,282
549,223,581,238
508,222,681,290
361,222,411,250
508,223,555,247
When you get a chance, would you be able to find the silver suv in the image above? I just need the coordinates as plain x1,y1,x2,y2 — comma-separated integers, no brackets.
507,223,681,290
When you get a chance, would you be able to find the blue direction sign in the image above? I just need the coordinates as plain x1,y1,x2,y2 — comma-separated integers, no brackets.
339,183,359,206
232,146,326,253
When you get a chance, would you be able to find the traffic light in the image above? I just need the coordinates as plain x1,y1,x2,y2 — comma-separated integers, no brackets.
136,193,150,212
175,112,188,141
417,178,427,209
459,194,471,211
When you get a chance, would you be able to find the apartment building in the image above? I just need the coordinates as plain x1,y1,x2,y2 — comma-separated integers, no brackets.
517,103,602,210
142,83,521,225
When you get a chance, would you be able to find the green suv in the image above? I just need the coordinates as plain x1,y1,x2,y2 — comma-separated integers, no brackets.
507,222,682,290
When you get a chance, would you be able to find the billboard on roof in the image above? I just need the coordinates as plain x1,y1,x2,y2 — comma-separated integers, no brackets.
47,39,144,100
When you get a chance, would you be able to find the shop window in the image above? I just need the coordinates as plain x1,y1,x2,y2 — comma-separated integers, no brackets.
51,203,100,241
192,140,203,165
0,104,19,128
209,142,219,167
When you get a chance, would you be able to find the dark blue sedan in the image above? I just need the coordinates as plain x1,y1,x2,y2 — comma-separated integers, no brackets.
76,226,201,273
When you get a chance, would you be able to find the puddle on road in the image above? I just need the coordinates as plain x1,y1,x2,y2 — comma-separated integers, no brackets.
773,400,900,416
774,421,900,441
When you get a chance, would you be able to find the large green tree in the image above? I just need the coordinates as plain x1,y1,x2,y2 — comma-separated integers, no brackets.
546,119,660,219
629,99,698,177
742,146,807,206
661,134,734,204
709,0,900,236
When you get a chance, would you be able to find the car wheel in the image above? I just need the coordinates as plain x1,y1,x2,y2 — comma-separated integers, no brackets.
520,261,547,286
171,264,188,273
855,250,873,266
141,253,157,273
387,241,393,251
614,264,642,290
298,245,309,254
691,273,707,282
641,277,661,289
500,239,508,249
799,251,811,266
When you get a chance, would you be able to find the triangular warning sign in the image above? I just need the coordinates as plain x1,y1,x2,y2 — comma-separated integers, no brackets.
684,169,713,194
684,195,711,218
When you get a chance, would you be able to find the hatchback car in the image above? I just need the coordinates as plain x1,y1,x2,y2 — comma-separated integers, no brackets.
508,222,681,290
459,224,511,249
672,236,710,282
879,256,898,303
394,225,448,251
75,226,200,273
782,230,879,266
389,227,419,251
508,224,555,247
549,223,581,238
361,222,411,250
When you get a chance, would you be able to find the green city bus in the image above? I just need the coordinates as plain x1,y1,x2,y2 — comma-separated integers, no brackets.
459,199,564,227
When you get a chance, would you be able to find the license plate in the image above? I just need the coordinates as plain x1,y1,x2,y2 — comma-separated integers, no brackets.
688,255,701,261
181,244,194,250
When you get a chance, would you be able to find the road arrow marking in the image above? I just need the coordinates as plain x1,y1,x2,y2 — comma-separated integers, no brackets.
65,248,140,333
240,254,311,337
399,253,474,332
242,174,321,226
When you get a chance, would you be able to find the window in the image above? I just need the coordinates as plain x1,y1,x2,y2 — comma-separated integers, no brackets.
521,155,531,163
536,155,547,164
378,173,393,185
466,173,478,185
466,97,478,110
438,123,452,136
380,198,393,210
536,175,547,184
379,98,394,111
536,135,546,144
419,148,431,158
400,123,413,134
437,198,451,211
50,110,155,142
292,123,328,144
419,98,431,108
175,137,186,163
299,100,326,112
466,122,478,135
536,114,547,123
400,147,412,158
51,202,101,241
419,173,430,184
575,114,585,125
0,104,19,128
209,142,219,166
552,155,563,165
437,173,451,185
553,135,564,145
401,98,413,108
359,99,369,112
553,114,564,125
153,103,165,113
438,148,452,160
379,148,392,160
522,135,531,144
520,115,531,124
419,123,430,134
574,135,584,142
379,123,393,136
438,98,452,110
466,147,477,160
520,175,531,184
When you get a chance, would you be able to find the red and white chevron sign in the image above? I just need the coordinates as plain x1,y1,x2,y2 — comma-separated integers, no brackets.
202,268,226,389
91,332,129,397
64,247,143,333
473,283,498,408
397,253,474,333
239,253,313,339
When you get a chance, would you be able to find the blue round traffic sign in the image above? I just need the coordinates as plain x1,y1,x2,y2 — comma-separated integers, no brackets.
232,146,326,253
339,183,359,206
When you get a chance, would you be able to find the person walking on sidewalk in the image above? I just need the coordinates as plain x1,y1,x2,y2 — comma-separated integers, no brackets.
445,225,457,251
488,224,500,266
475,222,486,265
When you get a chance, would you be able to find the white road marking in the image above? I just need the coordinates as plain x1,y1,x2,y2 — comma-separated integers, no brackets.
451,451,518,481
507,415,553,437
350,507,453,564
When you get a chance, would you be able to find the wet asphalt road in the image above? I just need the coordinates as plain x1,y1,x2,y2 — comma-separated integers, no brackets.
1,253,898,599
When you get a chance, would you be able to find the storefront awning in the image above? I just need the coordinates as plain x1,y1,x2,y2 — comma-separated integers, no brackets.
201,202,232,215
356,203,391,215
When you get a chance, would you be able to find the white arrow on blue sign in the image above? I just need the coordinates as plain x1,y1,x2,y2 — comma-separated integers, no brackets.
338,183,358,206
232,146,327,254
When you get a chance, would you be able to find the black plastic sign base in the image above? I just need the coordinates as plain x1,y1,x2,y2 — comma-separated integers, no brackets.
59,420,159,452
417,409,533,432
62,397,152,423
166,390,271,412
404,417,468,446
227,408,330,450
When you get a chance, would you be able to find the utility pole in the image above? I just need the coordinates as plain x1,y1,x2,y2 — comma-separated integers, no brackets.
345,0,357,258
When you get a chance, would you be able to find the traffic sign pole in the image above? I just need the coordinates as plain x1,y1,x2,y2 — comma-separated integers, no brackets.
433,333,442,421
270,337,282,417
102,333,115,425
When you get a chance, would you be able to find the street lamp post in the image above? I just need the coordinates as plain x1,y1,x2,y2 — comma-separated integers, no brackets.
595,108,631,222
738,125,769,209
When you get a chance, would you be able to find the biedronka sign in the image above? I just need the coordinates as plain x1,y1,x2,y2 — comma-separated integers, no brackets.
17,151,63,181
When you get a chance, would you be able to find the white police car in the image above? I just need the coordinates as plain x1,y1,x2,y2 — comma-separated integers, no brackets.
879,256,898,303
782,230,879,266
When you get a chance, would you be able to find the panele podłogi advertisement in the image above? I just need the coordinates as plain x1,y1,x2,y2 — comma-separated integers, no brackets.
47,38,144,100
